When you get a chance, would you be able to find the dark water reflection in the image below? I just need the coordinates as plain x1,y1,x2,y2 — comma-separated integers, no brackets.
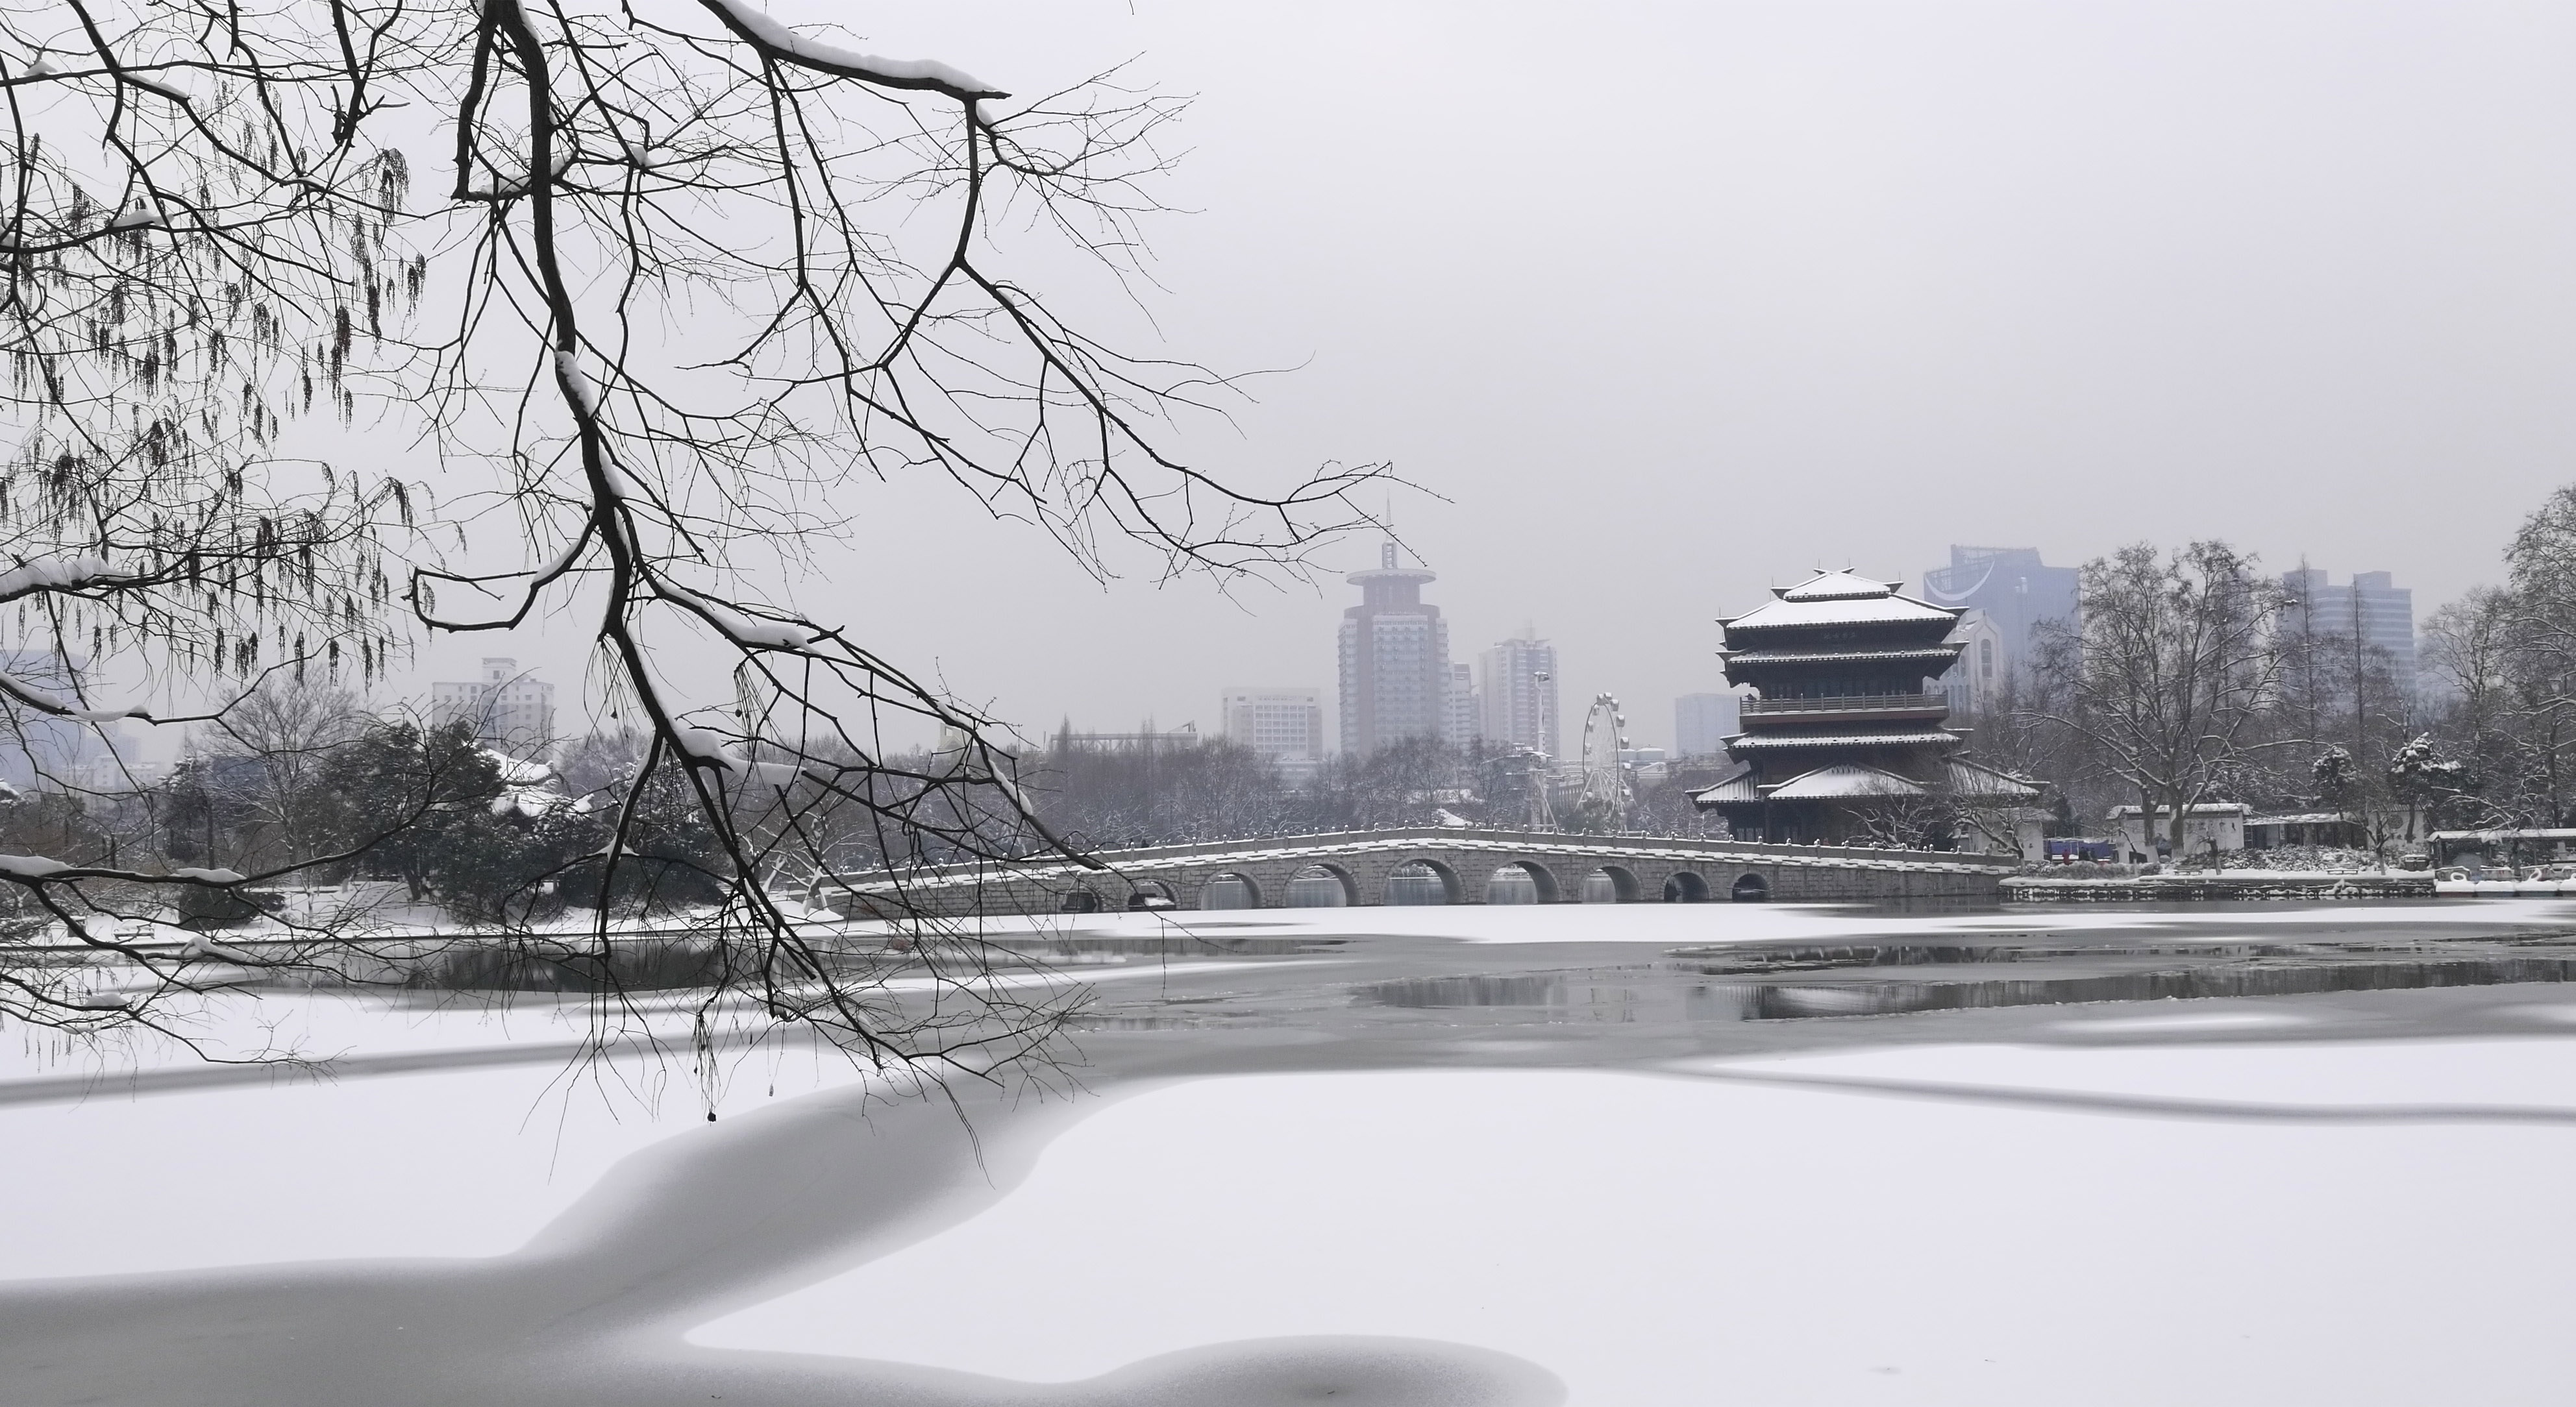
1352,935,2576,1025
1744,954,2576,1020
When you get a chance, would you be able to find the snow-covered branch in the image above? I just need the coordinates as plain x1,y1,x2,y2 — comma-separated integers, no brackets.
691,0,1007,101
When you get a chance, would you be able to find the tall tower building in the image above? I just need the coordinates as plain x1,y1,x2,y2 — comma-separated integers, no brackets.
1337,543,1452,756
1480,630,1560,760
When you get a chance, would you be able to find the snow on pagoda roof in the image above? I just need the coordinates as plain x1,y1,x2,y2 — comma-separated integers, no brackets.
1945,756,2044,800
1722,569,1960,631
1687,762,1760,807
1722,645,1963,667
1779,569,1901,602
1765,763,1926,800
1726,730,1961,752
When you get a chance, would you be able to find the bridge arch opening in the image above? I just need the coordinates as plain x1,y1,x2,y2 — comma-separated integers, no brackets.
1200,872,1261,910
1487,861,1561,905
1582,865,1642,903
1731,872,1771,903
1126,879,1177,911
1060,887,1103,913
1663,871,1711,903
1386,858,1464,905
1285,863,1356,908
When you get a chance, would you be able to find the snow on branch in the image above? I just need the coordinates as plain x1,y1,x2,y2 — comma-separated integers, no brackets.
121,71,191,104
656,578,818,650
0,669,149,722
693,0,1007,101
554,347,601,415
0,554,115,601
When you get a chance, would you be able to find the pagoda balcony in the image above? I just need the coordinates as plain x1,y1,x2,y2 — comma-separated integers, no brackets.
1738,692,1950,724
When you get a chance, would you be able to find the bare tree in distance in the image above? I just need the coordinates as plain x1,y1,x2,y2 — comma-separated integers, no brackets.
0,0,1388,1075
2497,484,2576,825
2027,542,2289,863
201,681,367,874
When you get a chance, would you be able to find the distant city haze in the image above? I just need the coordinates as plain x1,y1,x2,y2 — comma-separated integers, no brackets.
391,0,2576,752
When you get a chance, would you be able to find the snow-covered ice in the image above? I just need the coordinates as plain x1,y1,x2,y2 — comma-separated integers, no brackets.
0,992,878,1280
694,1042,2576,1404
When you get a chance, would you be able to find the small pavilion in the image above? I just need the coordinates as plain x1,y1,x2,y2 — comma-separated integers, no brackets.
1690,569,2044,855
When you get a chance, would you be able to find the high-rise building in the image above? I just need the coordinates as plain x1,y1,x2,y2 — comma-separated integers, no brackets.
2280,568,2416,684
1918,546,2079,685
1337,543,1453,756
1480,630,1559,760
430,657,557,757
1220,687,1322,766
1673,691,1740,759
1444,663,1481,747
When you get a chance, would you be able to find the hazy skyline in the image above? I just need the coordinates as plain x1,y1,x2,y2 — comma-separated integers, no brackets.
395,0,2576,751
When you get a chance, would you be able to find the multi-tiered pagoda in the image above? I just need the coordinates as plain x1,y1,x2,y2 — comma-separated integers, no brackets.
1691,569,2040,850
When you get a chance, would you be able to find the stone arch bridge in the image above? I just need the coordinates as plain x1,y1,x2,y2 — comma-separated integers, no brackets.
834,827,2012,918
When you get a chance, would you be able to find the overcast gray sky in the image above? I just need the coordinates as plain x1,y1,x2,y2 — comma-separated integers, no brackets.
407,0,2576,751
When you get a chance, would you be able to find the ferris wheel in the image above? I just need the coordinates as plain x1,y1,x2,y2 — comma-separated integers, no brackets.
1576,693,1630,831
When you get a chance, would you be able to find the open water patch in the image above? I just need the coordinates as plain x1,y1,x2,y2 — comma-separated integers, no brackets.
1352,934,2576,1025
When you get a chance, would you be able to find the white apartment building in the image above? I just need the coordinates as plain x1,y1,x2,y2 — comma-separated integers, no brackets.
1220,687,1323,762
430,657,557,758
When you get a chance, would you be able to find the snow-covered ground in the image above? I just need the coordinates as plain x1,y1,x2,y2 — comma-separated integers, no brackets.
695,1040,2576,1405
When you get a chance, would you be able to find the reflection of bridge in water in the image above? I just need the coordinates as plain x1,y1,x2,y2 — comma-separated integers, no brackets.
837,827,2014,918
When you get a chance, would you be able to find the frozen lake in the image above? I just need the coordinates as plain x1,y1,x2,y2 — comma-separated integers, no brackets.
9,896,2576,1405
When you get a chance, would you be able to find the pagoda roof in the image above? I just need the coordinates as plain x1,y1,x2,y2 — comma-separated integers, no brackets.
1945,756,2044,800
1722,569,1960,632
1781,569,1901,602
1722,645,1963,667
1726,730,1961,752
1765,763,1925,800
1687,761,1761,807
